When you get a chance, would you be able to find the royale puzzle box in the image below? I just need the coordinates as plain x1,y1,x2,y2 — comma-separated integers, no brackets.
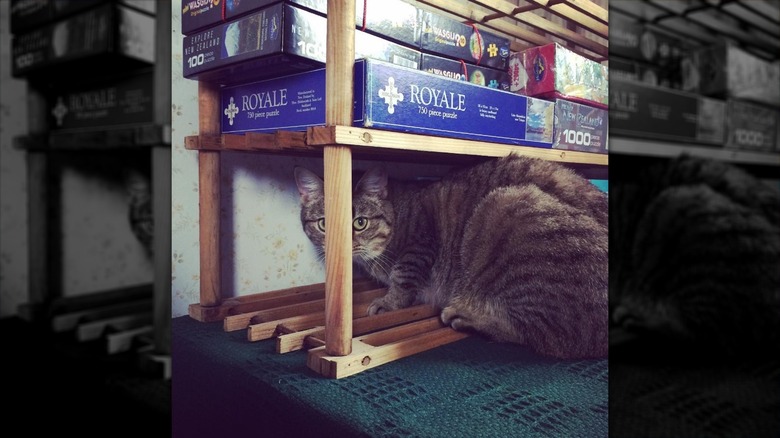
182,0,420,49
610,78,726,145
221,59,554,148
182,2,421,85
47,71,154,131
12,2,155,79
553,99,608,154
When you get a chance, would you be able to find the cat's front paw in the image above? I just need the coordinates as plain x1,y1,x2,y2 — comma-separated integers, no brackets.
367,296,402,316
441,306,472,331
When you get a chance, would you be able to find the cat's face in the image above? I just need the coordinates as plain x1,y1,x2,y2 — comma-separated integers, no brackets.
294,167,394,267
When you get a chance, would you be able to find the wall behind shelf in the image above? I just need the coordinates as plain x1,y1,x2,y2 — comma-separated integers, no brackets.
0,1,29,318
171,3,455,317
1,3,156,316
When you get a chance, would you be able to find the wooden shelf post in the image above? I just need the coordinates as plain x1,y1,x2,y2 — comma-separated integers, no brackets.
197,81,222,313
323,0,357,356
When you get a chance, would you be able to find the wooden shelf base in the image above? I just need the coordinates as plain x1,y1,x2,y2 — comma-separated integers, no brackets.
190,278,470,378
307,320,469,379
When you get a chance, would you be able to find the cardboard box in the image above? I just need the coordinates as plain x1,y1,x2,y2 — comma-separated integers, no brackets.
609,10,685,66
420,11,510,70
698,42,780,107
181,0,420,49
221,59,554,148
12,3,155,78
552,99,607,154
725,100,778,152
10,0,103,33
610,78,726,145
10,0,155,33
510,43,608,109
182,2,421,85
420,53,510,90
47,71,154,131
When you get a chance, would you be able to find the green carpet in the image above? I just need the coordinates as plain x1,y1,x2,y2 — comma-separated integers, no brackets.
172,316,607,437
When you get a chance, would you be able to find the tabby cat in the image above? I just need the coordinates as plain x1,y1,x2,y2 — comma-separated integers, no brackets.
295,154,608,359
609,154,780,354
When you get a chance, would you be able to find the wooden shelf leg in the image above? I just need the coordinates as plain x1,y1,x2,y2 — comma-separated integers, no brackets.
323,147,353,354
198,81,222,312
323,0,356,356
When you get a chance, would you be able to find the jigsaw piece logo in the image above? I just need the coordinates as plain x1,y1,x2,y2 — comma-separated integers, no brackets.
378,77,404,114
224,97,239,125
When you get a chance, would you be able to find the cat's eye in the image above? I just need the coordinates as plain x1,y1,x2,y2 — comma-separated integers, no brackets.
353,217,369,231
316,218,326,232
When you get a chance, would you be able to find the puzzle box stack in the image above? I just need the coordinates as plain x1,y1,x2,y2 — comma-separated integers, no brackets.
183,0,620,150
607,9,779,153
11,0,157,135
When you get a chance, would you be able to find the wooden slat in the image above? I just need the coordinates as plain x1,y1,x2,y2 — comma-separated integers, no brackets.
185,130,610,166
358,317,446,347
52,299,153,332
189,278,379,322
418,0,549,46
308,327,469,379
308,126,609,166
76,312,153,342
185,131,313,152
276,304,439,353
228,278,379,315
223,287,385,332
417,0,607,56
474,0,608,42
247,301,374,342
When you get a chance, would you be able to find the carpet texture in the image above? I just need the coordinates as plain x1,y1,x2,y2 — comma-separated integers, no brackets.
172,316,607,437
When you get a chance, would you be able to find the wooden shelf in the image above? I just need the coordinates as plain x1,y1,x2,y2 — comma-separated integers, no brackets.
14,124,170,151
610,137,780,167
184,126,608,166
186,0,609,379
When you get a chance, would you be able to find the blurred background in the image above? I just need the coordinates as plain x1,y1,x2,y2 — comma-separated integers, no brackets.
1,0,170,433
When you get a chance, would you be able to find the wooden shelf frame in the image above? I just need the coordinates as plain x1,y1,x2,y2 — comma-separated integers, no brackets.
610,137,780,167
184,126,608,166
188,0,609,378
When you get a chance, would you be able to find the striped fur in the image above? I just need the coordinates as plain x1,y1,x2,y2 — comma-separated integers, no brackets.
610,155,780,354
295,154,608,359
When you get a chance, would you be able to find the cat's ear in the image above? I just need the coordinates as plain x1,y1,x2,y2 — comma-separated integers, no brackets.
356,167,388,199
294,167,324,203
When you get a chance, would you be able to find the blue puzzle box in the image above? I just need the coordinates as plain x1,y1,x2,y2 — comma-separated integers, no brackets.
221,59,554,148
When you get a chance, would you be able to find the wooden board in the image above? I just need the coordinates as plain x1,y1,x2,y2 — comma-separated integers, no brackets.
276,304,439,353
223,288,385,332
308,323,469,379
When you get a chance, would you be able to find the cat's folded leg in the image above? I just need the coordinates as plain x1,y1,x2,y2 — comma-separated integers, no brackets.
367,284,417,315
440,299,519,343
